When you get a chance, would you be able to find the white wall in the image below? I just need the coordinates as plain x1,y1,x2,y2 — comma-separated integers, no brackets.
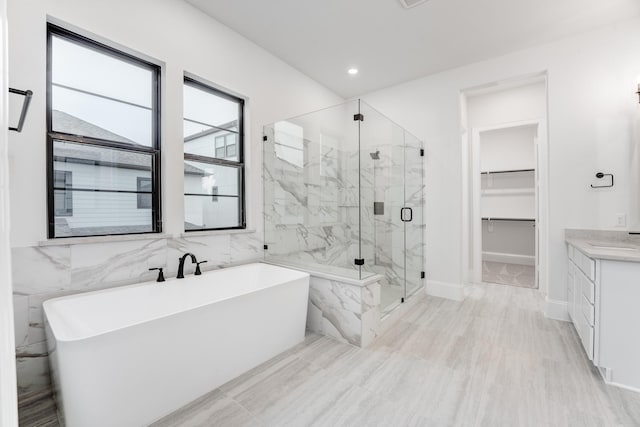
467,82,547,129
7,0,342,392
361,17,640,302
478,126,537,172
8,0,342,247
0,0,19,422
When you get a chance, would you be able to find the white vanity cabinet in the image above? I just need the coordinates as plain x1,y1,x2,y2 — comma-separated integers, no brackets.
566,242,640,392
566,246,596,361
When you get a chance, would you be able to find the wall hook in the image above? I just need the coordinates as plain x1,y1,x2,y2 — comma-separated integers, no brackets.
590,172,614,188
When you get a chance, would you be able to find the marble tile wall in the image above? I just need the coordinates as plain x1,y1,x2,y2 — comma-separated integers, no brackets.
11,232,263,393
306,276,381,348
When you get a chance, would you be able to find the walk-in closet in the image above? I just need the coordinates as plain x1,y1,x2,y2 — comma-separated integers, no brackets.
463,76,548,289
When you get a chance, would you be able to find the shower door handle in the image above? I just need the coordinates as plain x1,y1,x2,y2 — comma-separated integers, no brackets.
400,207,413,222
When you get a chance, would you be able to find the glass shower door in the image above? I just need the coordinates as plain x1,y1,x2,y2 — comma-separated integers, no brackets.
359,102,407,313
403,132,425,297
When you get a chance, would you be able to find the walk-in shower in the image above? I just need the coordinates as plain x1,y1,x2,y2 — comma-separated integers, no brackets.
263,99,425,314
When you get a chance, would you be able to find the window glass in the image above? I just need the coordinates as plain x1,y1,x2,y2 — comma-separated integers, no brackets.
184,161,240,196
183,83,239,131
186,127,238,160
183,77,245,230
185,195,240,230
51,35,154,146
137,177,152,209
48,25,160,238
54,170,73,216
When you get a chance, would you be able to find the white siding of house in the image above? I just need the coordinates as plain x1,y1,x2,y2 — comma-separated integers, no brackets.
55,161,152,229
183,164,241,228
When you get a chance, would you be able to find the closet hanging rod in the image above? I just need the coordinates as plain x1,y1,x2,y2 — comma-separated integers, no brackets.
480,168,534,175
481,217,535,222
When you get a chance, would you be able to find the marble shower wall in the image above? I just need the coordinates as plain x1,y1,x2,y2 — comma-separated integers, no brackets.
12,232,263,393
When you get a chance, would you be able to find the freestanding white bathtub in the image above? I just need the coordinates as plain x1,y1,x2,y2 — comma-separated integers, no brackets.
43,263,310,427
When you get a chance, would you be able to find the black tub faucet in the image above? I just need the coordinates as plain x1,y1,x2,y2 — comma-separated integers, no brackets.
149,267,165,282
177,253,197,279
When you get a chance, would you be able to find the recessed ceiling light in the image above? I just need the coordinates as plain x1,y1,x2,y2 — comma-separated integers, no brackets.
348,68,359,75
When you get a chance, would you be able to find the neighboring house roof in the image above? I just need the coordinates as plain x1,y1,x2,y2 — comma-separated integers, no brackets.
53,110,206,175
184,119,238,141
53,110,137,145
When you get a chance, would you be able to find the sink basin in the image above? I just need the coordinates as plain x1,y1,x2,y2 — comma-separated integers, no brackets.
588,242,639,251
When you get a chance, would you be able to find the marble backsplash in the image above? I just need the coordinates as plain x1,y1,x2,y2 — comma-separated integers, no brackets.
12,231,263,393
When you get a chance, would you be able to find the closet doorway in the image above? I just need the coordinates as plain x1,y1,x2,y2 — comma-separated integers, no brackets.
473,123,539,288
462,75,548,291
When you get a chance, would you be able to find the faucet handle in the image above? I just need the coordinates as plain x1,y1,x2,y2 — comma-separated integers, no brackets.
149,267,165,282
195,261,208,276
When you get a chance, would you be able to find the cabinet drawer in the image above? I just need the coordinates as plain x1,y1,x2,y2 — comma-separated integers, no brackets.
580,272,595,304
567,286,574,321
575,249,595,281
582,294,595,326
568,245,575,262
580,321,594,361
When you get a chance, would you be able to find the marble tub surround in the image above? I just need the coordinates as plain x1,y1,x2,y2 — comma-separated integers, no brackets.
11,231,263,393
306,275,382,348
264,259,383,347
565,229,640,262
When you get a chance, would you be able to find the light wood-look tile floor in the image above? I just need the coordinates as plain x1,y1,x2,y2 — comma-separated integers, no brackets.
152,284,640,427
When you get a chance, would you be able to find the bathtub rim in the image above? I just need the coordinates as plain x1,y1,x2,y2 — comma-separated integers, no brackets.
43,262,309,344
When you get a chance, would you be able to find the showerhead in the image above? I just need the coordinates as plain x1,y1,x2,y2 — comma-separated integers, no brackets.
369,151,380,160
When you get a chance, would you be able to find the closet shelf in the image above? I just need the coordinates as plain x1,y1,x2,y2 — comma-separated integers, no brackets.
482,217,535,222
481,188,535,196
480,168,534,175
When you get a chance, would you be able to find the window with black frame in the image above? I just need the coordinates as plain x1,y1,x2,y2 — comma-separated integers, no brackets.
183,76,245,231
47,24,161,238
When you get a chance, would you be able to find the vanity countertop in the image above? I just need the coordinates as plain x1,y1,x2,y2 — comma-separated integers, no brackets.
566,237,640,263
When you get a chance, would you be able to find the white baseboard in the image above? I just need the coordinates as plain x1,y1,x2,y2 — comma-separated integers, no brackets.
425,280,465,301
598,365,640,392
543,297,569,322
604,379,640,394
482,251,535,266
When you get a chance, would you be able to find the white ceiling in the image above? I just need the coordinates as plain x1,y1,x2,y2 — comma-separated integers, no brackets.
185,0,640,98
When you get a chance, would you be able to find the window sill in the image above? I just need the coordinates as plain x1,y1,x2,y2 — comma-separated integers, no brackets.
38,233,174,247
180,229,257,238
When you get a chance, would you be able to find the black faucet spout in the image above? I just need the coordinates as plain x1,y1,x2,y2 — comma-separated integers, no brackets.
177,253,198,279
